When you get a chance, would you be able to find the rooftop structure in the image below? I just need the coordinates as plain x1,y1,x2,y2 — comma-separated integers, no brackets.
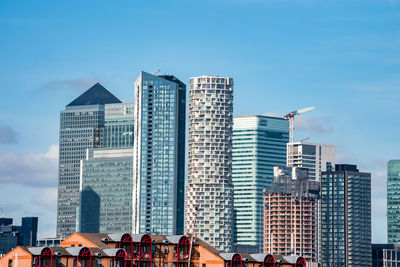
67,83,121,107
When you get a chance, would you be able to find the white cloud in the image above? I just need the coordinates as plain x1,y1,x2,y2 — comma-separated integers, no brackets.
295,116,333,134
0,144,58,187
32,187,58,212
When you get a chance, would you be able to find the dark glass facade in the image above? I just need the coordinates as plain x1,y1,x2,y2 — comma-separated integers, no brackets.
80,149,133,233
387,160,400,244
80,103,134,233
321,164,371,267
133,72,186,235
20,217,38,246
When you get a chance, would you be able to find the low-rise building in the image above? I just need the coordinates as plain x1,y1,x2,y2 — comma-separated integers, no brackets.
1,232,307,267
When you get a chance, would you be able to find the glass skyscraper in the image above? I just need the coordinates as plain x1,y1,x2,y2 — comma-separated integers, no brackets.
79,102,134,234
133,71,186,235
387,159,400,243
57,83,121,237
232,115,289,252
80,148,133,233
104,103,134,148
20,217,38,246
321,164,371,267
185,76,234,252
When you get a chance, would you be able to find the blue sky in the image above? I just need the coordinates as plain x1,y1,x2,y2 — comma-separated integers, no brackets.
0,0,399,242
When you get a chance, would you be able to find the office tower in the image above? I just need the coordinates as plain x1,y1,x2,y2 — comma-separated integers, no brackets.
57,83,121,237
287,142,335,181
264,166,320,263
104,103,134,148
133,71,186,235
20,217,38,246
387,160,400,244
371,244,394,267
232,115,289,252
79,102,134,233
80,148,133,233
185,75,234,252
321,164,371,267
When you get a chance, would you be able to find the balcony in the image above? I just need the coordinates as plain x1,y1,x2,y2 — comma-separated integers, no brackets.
173,253,190,261
134,252,152,260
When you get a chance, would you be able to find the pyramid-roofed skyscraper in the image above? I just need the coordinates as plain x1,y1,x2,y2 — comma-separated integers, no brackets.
57,82,121,237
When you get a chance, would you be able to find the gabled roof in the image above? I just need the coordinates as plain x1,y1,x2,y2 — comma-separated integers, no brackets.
77,233,110,248
66,82,121,107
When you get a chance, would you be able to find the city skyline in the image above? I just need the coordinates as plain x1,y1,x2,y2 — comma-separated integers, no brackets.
0,0,399,244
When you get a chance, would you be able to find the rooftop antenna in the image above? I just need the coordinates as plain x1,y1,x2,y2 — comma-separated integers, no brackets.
284,106,315,144
152,69,161,75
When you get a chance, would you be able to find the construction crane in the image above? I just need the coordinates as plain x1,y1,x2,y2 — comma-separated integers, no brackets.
152,69,161,75
284,106,315,144
0,207,6,218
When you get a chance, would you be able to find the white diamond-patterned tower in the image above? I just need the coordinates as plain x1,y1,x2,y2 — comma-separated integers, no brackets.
185,76,234,252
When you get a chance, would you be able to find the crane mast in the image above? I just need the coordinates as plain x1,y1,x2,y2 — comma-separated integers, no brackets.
284,106,315,144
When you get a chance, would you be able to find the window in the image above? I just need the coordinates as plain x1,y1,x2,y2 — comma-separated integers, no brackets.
56,257,62,267
164,245,169,254
97,258,101,267
202,264,206,267
8,260,12,267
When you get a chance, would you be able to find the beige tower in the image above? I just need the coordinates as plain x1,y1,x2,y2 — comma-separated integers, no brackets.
264,166,320,264
185,76,234,252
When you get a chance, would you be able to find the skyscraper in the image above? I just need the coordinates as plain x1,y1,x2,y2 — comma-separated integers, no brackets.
287,142,335,181
321,164,371,267
185,76,234,252
57,83,121,237
80,148,133,233
104,103,134,148
387,159,400,243
232,115,289,252
79,102,134,234
133,71,186,235
264,166,320,263
20,217,38,246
